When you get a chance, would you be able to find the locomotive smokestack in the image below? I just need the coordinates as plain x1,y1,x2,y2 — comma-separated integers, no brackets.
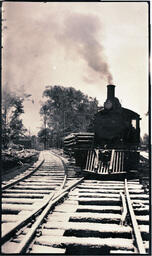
107,84,115,99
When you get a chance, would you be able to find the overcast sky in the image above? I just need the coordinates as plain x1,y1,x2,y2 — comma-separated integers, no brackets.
2,2,149,137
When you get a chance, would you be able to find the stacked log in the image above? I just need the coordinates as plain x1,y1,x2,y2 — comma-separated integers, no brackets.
63,134,76,147
64,132,94,150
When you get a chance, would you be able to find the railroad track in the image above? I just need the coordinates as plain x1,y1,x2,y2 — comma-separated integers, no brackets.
1,151,73,252
1,151,150,254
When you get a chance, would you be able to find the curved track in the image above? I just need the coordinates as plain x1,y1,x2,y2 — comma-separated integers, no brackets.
1,151,68,252
1,151,150,254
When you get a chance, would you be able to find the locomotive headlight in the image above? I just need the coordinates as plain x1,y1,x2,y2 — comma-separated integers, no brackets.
104,100,113,110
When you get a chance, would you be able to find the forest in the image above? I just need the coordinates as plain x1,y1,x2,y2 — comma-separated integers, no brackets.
2,85,99,149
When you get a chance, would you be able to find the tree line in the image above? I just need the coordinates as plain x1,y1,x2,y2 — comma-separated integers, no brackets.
2,85,149,150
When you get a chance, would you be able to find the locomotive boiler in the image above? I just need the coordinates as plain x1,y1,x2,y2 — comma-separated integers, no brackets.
64,85,141,177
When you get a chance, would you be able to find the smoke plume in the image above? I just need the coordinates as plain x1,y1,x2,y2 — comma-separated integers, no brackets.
3,3,113,101
57,13,113,84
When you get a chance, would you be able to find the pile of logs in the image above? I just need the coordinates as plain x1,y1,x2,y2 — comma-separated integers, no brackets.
64,132,94,150
2,149,39,171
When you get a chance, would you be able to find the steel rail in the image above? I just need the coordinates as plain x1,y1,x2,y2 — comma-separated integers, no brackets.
1,152,65,244
2,159,44,190
48,150,68,174
47,150,68,193
1,150,83,252
120,191,127,225
1,189,54,245
12,177,84,254
1,171,64,246
125,179,146,254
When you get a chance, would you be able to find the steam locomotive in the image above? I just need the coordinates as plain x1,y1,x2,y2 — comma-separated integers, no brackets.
64,85,141,177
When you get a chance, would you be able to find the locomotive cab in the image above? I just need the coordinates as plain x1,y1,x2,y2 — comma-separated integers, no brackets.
94,85,140,149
